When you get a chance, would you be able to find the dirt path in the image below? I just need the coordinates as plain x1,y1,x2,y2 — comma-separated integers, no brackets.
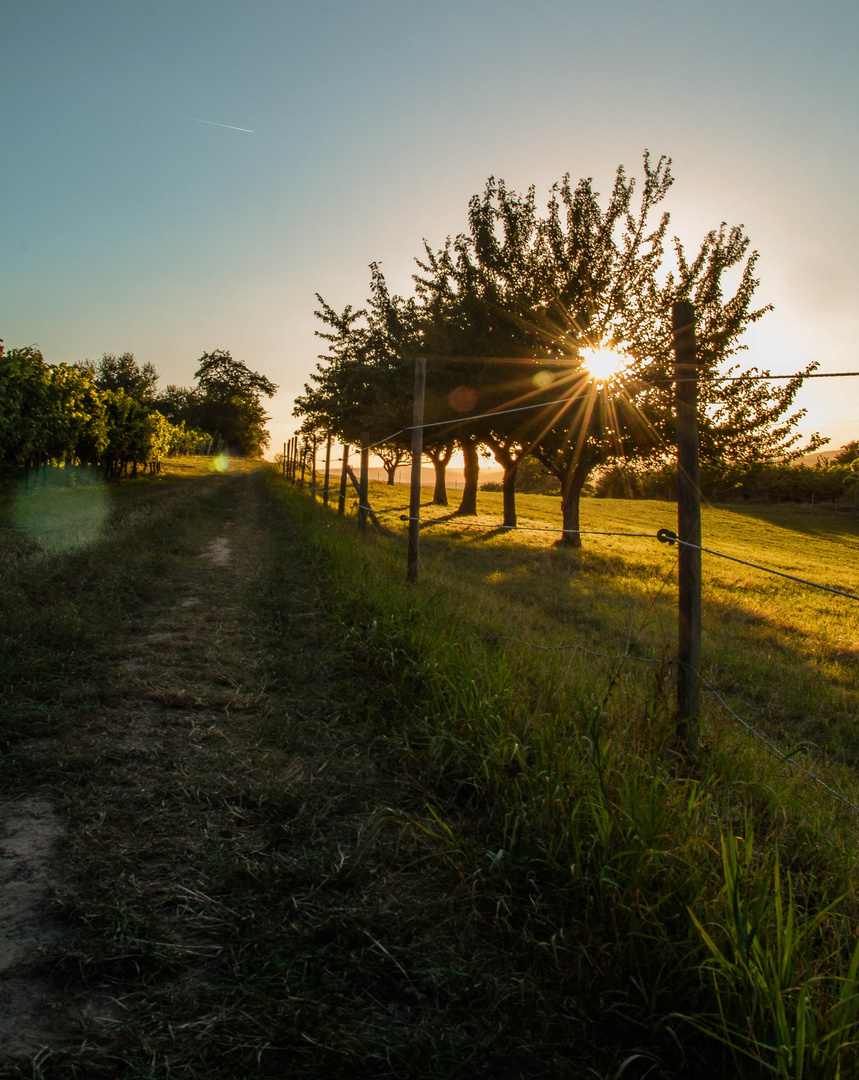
1,474,275,1059
1,474,310,1060
0,470,594,1079
0,471,466,1078
0,796,69,1056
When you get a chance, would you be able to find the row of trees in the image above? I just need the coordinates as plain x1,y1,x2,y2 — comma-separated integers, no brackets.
294,153,824,543
0,344,277,479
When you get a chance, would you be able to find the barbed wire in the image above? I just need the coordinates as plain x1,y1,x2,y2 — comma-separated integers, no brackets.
291,470,859,818
670,371,859,384
397,515,657,539
298,368,859,452
297,475,859,602
366,389,599,450
496,630,859,816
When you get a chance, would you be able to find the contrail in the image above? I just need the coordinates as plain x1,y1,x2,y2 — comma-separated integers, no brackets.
183,116,254,133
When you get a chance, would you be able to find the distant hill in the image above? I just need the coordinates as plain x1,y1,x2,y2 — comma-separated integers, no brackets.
801,448,846,466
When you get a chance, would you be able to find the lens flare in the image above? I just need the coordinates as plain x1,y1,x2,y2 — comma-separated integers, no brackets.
12,470,111,551
581,348,624,385
212,454,231,473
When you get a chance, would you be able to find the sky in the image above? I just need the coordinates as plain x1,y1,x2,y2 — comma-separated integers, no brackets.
2,0,858,459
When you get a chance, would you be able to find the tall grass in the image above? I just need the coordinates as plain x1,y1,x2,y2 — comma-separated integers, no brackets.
273,473,859,1077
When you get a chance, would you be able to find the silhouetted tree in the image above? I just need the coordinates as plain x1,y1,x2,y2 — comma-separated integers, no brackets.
192,350,277,457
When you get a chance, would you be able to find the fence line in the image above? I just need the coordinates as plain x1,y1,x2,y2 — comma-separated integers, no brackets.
346,495,859,604
292,469,859,818
346,368,859,452
500,627,859,818
366,388,598,451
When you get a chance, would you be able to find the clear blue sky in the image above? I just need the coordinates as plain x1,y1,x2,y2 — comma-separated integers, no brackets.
2,0,857,456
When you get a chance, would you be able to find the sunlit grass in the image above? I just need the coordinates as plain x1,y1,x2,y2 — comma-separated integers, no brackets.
326,477,859,765
290,472,859,1075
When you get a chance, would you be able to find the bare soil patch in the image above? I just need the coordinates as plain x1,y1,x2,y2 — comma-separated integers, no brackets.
0,796,71,1058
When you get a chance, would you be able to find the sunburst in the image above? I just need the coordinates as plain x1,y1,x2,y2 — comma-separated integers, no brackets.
581,347,625,386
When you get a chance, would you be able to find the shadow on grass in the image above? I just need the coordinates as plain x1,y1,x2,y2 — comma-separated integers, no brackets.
708,501,859,543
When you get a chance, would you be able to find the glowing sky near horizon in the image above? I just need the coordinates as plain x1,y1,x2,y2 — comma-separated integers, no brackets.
2,0,857,457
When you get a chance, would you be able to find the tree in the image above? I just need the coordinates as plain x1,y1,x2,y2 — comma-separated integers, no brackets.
193,350,277,457
85,352,159,403
295,264,417,458
294,154,823,542
377,443,409,484
832,441,859,466
416,154,823,543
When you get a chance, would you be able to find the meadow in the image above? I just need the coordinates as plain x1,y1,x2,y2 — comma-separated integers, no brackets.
342,478,859,767
2,462,859,1077
294,475,859,1077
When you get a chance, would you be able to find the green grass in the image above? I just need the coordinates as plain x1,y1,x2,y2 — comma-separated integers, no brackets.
335,480,859,769
3,465,859,1077
289,474,859,1077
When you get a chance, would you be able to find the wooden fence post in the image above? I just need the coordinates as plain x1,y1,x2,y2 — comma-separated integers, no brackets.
674,301,702,754
407,357,426,583
310,435,317,500
359,432,370,533
338,444,349,515
282,442,286,478
323,433,332,506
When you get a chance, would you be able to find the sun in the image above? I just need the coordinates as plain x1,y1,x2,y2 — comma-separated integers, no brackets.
581,347,624,385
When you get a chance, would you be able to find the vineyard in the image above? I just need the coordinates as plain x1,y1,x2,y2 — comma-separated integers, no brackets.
0,345,276,481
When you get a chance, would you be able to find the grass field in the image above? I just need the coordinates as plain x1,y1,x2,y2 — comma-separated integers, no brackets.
2,462,859,1077
294,475,859,1077
343,478,859,768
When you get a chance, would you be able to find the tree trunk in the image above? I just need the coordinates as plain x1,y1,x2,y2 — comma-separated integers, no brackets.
556,469,590,546
385,464,397,485
427,444,453,506
456,437,480,515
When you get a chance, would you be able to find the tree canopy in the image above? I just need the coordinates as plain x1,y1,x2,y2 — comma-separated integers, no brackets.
85,351,159,403
294,152,825,541
0,344,206,478
157,351,278,458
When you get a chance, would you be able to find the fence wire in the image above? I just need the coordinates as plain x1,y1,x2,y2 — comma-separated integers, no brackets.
658,530,859,601
697,673,859,818
292,472,859,820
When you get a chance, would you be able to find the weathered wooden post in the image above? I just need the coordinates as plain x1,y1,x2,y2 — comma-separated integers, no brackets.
323,433,332,506
338,444,349,515
299,438,308,489
358,432,370,533
310,435,317,500
674,301,702,754
282,442,286,478
407,357,426,583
